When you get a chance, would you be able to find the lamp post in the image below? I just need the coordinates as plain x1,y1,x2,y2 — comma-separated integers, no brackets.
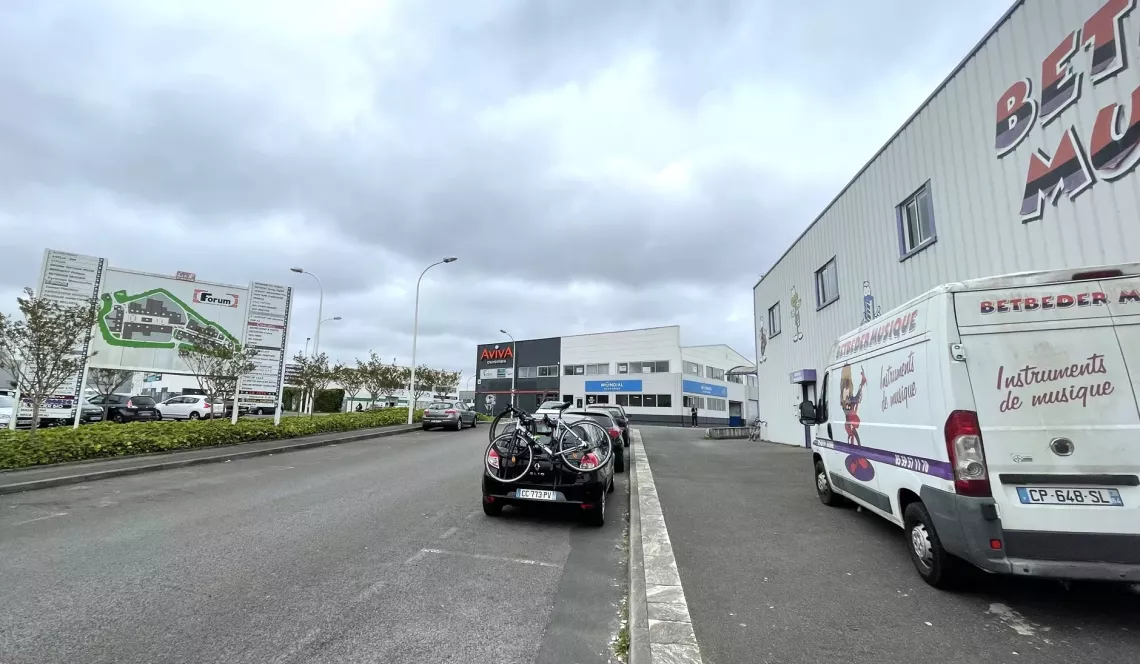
316,316,342,351
290,267,323,357
500,329,516,409
303,337,311,356
407,257,458,423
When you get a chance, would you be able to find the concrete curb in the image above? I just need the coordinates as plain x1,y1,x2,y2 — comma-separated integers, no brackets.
0,424,421,495
628,429,703,664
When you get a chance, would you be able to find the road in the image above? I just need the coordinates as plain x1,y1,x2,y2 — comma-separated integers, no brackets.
639,425,1140,664
0,426,629,664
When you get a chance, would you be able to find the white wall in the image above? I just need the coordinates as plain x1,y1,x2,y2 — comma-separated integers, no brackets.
752,0,1140,445
679,345,754,418
561,326,684,418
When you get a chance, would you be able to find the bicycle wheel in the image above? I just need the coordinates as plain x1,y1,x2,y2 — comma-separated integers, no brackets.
485,431,533,483
555,418,613,473
489,408,520,443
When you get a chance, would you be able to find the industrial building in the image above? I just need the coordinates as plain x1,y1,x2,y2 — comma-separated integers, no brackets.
752,0,1140,446
474,326,758,427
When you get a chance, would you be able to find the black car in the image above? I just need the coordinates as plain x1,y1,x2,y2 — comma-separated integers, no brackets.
79,398,104,423
89,394,159,423
587,404,630,447
482,412,616,526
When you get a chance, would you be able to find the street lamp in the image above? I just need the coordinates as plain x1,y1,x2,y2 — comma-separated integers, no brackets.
316,316,342,352
303,337,311,356
407,256,458,423
500,329,516,409
290,267,324,358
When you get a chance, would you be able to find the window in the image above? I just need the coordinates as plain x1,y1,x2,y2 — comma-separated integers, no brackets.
643,394,657,408
564,364,585,375
537,365,558,377
629,360,670,374
683,395,705,409
897,182,937,258
705,366,724,381
815,257,839,309
727,374,742,384
657,394,672,407
706,398,727,411
683,361,701,376
585,363,609,375
586,394,610,405
768,302,781,337
617,363,628,374
562,394,573,403
516,366,533,378
628,394,643,407
616,394,628,406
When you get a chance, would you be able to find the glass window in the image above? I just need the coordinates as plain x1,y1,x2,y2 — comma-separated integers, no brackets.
615,394,628,406
683,361,701,375
643,394,656,407
586,364,599,376
655,361,670,373
898,183,937,257
617,363,628,374
815,258,839,309
628,394,643,407
657,394,672,407
564,365,578,376
768,302,781,337
538,365,558,377
596,394,609,404
562,394,574,403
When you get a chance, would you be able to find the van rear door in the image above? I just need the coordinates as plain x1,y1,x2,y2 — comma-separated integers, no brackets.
954,276,1140,541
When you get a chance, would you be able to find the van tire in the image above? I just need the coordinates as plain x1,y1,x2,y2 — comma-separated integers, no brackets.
903,502,966,590
814,459,844,506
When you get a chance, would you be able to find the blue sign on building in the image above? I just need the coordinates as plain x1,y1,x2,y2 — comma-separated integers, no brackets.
682,380,728,398
584,379,643,392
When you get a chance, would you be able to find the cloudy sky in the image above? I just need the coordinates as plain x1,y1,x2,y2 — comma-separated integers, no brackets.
0,0,1009,382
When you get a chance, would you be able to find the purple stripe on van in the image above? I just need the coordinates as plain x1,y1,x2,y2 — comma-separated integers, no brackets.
813,438,955,481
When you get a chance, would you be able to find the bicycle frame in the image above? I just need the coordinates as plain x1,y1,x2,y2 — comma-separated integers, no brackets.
510,413,592,458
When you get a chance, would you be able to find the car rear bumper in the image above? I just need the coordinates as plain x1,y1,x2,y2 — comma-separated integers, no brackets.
921,485,1140,582
423,415,459,425
482,475,606,505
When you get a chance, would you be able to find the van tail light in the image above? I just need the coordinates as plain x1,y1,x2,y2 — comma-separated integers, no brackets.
1072,269,1122,281
487,447,500,469
944,410,991,497
579,452,599,470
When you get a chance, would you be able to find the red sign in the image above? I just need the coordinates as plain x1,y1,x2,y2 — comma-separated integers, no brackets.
994,0,1140,222
480,346,514,361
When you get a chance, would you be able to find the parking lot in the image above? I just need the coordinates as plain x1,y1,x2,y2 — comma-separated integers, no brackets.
639,426,1140,664
0,426,629,664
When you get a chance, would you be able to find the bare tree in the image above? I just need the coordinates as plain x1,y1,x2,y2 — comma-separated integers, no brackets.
388,365,410,406
0,287,98,434
179,337,258,419
87,368,136,417
409,364,435,409
432,369,462,398
334,363,364,412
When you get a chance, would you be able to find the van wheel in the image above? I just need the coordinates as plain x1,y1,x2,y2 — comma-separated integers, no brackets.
904,502,966,590
814,459,844,506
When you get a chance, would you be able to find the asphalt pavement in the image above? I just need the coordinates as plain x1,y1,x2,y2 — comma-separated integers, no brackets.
639,425,1140,664
0,425,629,664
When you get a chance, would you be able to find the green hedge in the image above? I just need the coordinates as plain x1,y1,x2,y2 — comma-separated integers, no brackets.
314,388,345,413
0,408,424,470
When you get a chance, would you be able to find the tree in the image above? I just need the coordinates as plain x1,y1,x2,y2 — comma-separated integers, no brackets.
0,287,98,434
291,352,333,415
179,336,258,419
87,368,136,417
358,352,387,408
335,363,364,412
431,369,461,398
409,364,436,409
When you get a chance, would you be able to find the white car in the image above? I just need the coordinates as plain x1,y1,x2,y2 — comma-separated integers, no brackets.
156,395,221,420
799,262,1140,589
0,394,14,428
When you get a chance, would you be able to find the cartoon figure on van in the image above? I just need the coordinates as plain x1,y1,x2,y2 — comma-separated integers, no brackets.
840,364,875,482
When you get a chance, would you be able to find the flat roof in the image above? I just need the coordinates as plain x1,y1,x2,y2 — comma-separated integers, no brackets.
753,0,1024,291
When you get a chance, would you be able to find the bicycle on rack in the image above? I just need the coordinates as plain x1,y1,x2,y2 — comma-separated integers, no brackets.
484,403,613,483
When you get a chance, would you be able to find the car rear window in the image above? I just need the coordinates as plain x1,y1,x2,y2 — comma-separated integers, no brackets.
131,396,156,406
537,401,565,410
428,402,454,410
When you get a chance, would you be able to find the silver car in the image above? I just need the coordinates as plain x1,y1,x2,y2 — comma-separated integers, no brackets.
422,401,478,431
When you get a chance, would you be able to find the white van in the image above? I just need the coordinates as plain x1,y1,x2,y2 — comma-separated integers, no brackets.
798,263,1140,589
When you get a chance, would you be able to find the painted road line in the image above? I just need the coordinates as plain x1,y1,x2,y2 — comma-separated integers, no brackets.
405,548,560,569
631,429,704,664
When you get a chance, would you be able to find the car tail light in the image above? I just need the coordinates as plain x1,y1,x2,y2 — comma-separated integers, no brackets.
579,452,599,470
944,410,991,497
608,427,621,440
203,402,212,409
487,447,500,469
126,399,134,408
445,409,457,414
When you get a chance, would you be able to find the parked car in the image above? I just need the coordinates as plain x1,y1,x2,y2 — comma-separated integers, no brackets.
156,395,221,420
798,262,1140,589
422,400,478,431
587,404,630,447
482,410,615,526
248,403,278,416
89,394,159,423
0,394,14,429
560,408,625,473
79,398,104,423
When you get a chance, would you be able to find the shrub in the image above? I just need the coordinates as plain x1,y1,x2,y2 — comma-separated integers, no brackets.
0,408,424,470
313,388,345,413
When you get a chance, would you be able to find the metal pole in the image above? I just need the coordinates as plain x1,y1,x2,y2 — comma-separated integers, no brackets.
72,364,90,429
406,258,457,423
303,337,310,356
500,330,516,409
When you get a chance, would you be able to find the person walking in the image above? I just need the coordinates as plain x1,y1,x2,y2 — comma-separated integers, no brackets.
690,405,698,427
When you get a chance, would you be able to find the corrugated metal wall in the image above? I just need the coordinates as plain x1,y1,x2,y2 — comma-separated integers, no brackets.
753,0,1140,445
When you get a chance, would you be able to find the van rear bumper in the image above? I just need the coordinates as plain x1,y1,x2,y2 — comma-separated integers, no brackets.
919,486,1140,582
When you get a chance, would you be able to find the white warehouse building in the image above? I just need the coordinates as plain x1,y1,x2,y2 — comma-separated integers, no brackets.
753,0,1140,447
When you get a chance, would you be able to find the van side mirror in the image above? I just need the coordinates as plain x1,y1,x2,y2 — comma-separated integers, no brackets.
798,400,818,426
